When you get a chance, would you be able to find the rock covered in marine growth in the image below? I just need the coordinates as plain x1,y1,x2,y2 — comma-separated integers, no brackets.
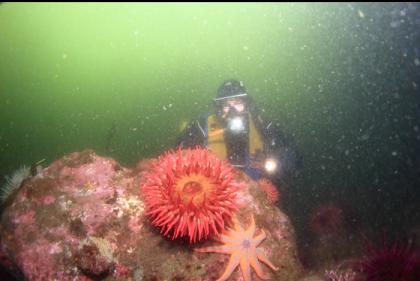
0,149,303,281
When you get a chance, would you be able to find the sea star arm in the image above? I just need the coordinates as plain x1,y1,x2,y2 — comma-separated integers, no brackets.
195,244,235,254
253,229,267,246
217,230,243,244
231,216,245,233
249,250,270,280
239,254,252,281
216,250,241,281
244,215,256,237
256,248,279,271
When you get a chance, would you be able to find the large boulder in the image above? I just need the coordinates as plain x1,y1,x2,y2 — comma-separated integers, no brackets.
0,149,303,281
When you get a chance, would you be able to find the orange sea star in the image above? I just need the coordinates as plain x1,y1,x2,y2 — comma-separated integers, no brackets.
195,215,279,281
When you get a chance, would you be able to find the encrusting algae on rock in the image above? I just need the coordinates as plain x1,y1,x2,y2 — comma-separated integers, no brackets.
0,149,303,280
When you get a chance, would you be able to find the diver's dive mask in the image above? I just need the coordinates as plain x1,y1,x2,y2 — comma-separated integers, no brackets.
224,99,249,133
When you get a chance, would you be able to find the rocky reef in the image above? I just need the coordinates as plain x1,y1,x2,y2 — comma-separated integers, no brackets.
0,149,303,281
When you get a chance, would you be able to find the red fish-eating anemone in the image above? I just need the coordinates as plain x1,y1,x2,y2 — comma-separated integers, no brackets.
141,147,241,243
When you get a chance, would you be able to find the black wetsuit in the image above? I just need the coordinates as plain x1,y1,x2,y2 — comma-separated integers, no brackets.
176,111,302,187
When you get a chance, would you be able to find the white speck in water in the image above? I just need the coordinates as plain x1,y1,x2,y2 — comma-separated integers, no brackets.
360,134,370,141
243,45,249,51
62,53,67,60
390,21,399,28
414,58,420,66
391,151,397,156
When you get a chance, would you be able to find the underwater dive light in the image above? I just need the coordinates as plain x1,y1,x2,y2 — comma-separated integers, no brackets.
264,158,278,174
228,117,245,133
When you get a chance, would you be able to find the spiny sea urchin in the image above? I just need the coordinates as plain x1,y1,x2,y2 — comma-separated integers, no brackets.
356,236,420,281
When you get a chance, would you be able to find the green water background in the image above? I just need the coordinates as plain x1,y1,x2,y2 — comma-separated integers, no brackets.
1,2,419,256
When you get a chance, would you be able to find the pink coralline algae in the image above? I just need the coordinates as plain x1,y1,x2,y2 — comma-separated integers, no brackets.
0,149,302,281
127,216,143,233
0,150,141,281
12,210,35,225
325,269,357,281
42,195,56,205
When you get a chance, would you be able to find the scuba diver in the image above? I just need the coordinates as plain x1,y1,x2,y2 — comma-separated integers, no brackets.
176,79,302,188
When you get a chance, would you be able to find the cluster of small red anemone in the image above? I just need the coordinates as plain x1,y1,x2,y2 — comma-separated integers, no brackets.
257,179,280,204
